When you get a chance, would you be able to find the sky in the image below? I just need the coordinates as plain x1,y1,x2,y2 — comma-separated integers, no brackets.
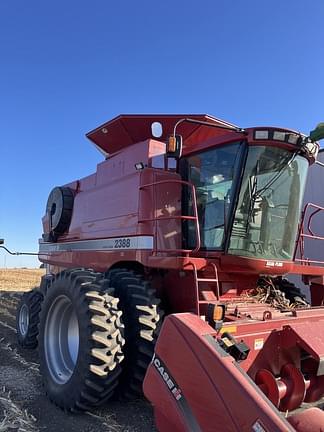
0,0,324,267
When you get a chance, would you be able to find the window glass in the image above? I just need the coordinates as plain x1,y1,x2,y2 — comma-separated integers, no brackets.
183,142,242,249
151,154,166,169
228,146,308,260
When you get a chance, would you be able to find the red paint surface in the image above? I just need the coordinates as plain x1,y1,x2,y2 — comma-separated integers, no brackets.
40,115,324,431
144,314,296,432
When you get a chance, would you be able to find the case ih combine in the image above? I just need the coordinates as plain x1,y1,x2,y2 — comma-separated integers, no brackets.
14,115,324,431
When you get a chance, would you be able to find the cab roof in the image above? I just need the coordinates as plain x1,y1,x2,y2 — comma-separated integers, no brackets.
86,114,239,155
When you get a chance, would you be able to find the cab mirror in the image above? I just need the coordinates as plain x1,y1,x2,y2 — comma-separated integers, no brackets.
0,239,4,245
310,123,324,142
167,134,183,158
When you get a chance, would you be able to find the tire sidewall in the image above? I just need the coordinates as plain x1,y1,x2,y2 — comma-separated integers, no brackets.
16,298,30,344
38,277,92,408
16,290,43,348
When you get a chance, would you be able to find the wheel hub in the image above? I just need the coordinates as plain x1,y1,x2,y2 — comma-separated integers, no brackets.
19,303,30,336
44,295,80,384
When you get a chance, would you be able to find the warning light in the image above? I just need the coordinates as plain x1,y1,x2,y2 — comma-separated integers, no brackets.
206,303,225,329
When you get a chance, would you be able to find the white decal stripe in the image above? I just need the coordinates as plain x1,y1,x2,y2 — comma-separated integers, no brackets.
38,236,153,253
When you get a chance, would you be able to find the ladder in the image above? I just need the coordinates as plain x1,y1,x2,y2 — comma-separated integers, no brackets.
186,261,220,315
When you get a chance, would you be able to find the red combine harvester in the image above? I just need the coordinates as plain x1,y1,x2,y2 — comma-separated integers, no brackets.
15,115,324,431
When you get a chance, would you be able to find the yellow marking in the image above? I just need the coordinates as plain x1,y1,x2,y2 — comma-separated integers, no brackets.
219,325,237,335
254,338,264,350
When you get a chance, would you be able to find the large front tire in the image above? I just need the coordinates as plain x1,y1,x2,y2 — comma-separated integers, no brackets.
38,269,125,411
107,269,164,399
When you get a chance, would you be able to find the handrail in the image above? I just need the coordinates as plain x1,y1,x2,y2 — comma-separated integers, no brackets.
139,179,201,255
294,202,324,265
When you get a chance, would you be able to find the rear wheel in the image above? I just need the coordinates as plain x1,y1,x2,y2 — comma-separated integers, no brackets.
16,289,43,349
38,269,125,411
107,269,164,399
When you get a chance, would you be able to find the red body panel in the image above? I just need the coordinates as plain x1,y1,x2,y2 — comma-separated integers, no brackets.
144,313,324,432
39,114,324,431
40,118,324,287
144,314,295,432
86,114,239,155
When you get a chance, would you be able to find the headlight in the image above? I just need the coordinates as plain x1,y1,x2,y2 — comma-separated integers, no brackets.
254,130,269,140
254,129,301,145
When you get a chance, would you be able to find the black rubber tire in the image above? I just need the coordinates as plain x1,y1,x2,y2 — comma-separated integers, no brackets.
38,269,125,411
107,269,164,399
44,186,74,241
16,289,43,349
39,274,54,296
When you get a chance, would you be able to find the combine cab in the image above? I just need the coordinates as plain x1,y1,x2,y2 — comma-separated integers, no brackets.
15,115,324,430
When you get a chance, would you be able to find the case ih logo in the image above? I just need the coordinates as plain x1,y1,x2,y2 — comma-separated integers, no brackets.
153,355,182,401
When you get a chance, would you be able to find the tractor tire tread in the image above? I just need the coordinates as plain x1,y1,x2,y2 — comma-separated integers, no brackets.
16,288,43,349
107,268,164,399
38,268,125,411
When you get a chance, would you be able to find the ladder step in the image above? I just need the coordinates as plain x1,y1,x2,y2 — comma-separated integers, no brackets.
198,300,214,304
197,278,219,282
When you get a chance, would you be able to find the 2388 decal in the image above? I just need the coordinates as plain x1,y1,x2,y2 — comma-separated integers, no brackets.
114,238,131,248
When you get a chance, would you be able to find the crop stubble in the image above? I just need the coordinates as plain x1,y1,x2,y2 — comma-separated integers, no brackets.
0,269,156,432
0,269,45,292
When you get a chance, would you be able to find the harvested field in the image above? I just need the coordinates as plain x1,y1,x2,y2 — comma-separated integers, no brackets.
0,269,156,431
0,269,45,292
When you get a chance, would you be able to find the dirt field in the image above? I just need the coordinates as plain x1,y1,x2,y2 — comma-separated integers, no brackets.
0,269,156,432
0,268,45,291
